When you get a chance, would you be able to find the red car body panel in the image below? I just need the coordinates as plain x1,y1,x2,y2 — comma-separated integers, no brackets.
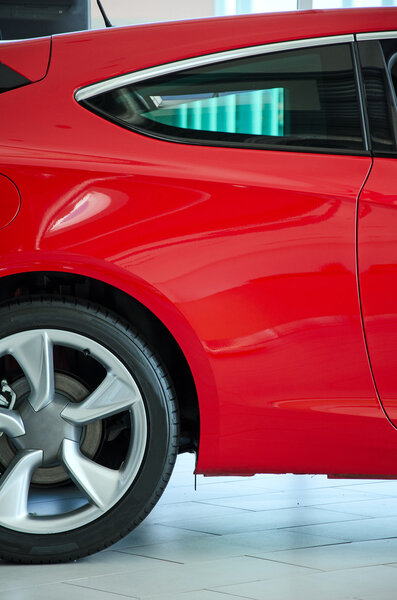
1,8,397,476
358,159,397,429
49,8,397,91
0,37,51,82
0,174,21,230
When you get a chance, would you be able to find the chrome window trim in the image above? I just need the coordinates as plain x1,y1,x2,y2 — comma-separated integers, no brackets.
75,34,354,102
357,31,397,41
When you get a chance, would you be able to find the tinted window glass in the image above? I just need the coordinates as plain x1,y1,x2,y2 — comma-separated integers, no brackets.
82,43,364,153
0,63,30,93
381,38,397,96
358,40,397,155
141,87,285,137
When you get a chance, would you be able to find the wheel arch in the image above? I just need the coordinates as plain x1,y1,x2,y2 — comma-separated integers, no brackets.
0,269,201,453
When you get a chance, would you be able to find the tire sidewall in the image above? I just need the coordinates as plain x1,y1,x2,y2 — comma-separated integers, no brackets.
0,299,177,562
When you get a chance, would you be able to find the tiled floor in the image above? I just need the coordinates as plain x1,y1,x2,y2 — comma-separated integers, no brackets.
2,454,397,599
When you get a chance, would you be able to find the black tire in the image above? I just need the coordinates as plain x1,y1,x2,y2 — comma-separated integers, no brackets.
0,297,179,563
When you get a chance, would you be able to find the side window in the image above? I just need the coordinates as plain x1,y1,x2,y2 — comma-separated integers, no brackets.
381,38,397,98
388,54,397,97
141,87,285,137
81,43,364,153
0,63,30,93
358,39,397,155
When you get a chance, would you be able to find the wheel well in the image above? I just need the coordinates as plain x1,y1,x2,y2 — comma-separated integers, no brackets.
0,271,199,453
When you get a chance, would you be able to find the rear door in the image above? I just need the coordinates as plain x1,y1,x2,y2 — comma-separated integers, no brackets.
357,33,397,428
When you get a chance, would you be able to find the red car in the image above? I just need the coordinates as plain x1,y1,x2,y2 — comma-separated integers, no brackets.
0,6,397,563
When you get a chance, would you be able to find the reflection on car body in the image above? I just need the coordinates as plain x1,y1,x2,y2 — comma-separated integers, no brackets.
0,7,397,563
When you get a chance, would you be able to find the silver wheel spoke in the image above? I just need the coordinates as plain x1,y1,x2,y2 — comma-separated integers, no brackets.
0,328,147,535
61,439,122,510
61,372,139,425
10,331,55,411
0,408,25,437
0,450,43,524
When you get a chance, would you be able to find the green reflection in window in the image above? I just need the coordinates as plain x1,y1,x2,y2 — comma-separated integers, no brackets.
142,88,284,137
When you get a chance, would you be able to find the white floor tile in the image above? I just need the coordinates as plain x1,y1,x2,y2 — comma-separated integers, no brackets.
110,524,214,550
146,590,248,600
118,536,251,563
338,481,397,496
214,565,397,600
317,498,397,518
284,516,397,543
219,529,344,553
3,453,397,600
0,582,135,600
198,487,387,511
248,537,397,571
65,556,315,598
145,500,250,523
0,553,158,592
158,506,370,535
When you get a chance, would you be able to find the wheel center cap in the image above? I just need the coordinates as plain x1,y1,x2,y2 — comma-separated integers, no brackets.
13,395,82,466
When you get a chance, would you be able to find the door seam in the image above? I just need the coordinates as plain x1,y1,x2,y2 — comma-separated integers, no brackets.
355,158,397,430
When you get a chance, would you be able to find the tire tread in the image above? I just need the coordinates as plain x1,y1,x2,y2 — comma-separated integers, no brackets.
0,296,180,564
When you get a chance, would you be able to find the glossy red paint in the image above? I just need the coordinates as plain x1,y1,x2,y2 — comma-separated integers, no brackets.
0,37,51,82
50,8,397,91
1,9,397,478
358,159,397,428
0,174,20,230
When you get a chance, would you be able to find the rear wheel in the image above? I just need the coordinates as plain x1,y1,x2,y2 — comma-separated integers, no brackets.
0,298,179,563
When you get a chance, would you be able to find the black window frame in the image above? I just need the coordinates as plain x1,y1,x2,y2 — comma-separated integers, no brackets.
0,63,31,94
356,36,397,158
79,40,371,158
